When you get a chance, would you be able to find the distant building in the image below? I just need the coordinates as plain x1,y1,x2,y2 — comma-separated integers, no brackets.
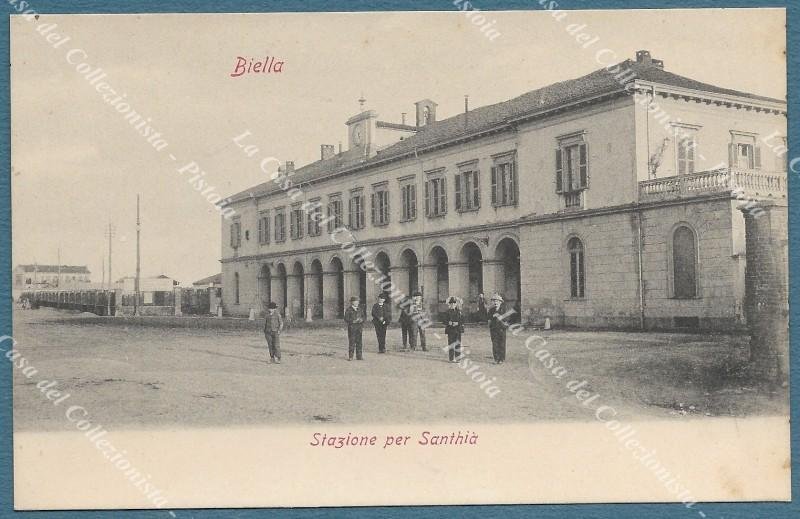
115,274,177,307
220,51,787,330
192,273,222,289
14,264,91,293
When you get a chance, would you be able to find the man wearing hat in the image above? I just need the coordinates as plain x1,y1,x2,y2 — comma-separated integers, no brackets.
371,293,391,353
411,291,427,351
344,296,365,360
444,296,465,362
398,295,414,351
488,293,508,364
264,301,284,364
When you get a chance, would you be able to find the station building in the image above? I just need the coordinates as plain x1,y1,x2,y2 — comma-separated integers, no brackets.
220,51,787,330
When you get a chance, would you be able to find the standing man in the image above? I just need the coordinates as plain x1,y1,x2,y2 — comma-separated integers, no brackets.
411,291,427,351
371,293,391,353
444,296,465,362
398,296,413,351
344,296,364,361
488,293,507,364
264,302,284,364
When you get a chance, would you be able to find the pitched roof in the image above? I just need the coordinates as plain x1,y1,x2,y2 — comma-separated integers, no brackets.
229,58,784,203
193,273,222,286
17,264,90,274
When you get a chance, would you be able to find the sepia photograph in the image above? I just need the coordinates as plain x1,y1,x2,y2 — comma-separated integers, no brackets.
6,5,792,513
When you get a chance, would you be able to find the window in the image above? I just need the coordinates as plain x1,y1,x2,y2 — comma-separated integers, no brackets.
400,179,417,221
729,132,761,170
568,237,585,299
348,190,365,230
307,200,322,237
290,205,304,240
672,226,697,299
371,183,390,226
455,164,480,211
234,272,240,304
677,135,696,175
258,212,270,245
424,172,447,217
274,208,286,242
327,196,343,232
491,155,518,206
229,221,241,248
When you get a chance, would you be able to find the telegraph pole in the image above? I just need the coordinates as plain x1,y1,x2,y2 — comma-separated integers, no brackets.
57,246,61,289
105,222,115,316
134,194,141,316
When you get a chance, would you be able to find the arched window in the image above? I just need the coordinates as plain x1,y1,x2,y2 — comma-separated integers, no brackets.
672,226,697,298
234,272,240,304
568,237,585,298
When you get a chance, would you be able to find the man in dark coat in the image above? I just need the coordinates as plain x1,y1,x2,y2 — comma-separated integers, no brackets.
444,297,465,362
398,296,414,351
371,293,391,353
263,302,284,364
488,293,508,364
344,296,364,360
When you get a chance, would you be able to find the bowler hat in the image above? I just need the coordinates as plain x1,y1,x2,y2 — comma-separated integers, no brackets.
350,296,359,302
268,302,278,309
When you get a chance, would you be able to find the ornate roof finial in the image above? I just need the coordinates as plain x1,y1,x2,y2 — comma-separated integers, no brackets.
358,93,367,110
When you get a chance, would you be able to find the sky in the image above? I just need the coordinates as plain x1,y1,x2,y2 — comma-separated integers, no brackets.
11,8,786,285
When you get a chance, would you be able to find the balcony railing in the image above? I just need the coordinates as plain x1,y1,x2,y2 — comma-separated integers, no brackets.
639,168,787,203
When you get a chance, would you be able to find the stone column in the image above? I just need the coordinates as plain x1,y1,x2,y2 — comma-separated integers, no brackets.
742,200,788,385
420,263,438,316
286,274,299,319
447,261,469,303
481,259,502,298
303,272,314,322
322,271,340,320
391,266,410,299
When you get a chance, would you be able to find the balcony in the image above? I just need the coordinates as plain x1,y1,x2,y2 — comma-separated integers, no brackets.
639,168,787,203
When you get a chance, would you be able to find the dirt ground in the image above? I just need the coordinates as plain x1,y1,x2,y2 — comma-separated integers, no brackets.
10,308,788,431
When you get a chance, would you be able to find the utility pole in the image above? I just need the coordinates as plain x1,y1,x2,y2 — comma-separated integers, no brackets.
134,194,141,317
105,222,115,316
57,246,61,289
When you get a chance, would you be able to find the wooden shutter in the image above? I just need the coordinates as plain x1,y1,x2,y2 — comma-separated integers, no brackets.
410,185,416,219
441,177,447,214
424,180,430,216
230,224,236,247
384,191,389,223
491,166,498,205
473,171,481,208
454,174,462,212
728,143,737,167
265,218,270,244
258,218,263,243
555,149,563,193
754,146,762,169
579,143,588,188
370,192,376,224
509,163,517,204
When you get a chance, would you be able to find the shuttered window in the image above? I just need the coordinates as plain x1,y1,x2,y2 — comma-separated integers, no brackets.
400,182,416,221
425,177,447,217
456,169,480,211
348,192,365,230
491,160,517,206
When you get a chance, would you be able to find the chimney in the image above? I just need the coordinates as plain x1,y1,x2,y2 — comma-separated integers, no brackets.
401,112,406,125
285,161,295,174
636,50,652,65
320,144,335,160
651,58,664,69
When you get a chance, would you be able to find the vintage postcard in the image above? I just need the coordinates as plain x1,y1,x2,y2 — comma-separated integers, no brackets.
8,6,791,513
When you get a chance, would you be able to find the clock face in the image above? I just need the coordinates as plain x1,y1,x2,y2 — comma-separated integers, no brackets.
352,126,364,146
